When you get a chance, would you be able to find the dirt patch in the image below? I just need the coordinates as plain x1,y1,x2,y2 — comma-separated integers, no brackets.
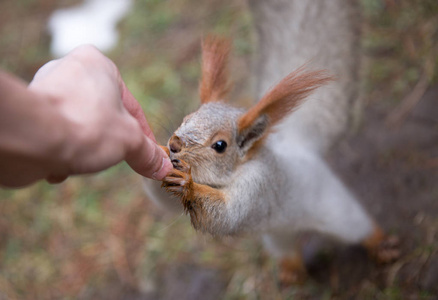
327,85,438,297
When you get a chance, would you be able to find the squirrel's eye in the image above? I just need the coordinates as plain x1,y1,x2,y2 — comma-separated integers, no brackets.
212,140,227,153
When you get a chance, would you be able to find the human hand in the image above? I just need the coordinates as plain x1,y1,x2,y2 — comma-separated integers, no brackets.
23,45,171,184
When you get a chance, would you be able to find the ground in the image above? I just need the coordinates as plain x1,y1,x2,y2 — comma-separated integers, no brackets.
0,0,437,299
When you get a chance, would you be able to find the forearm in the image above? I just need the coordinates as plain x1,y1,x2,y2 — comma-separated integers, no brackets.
0,71,73,187
0,45,172,188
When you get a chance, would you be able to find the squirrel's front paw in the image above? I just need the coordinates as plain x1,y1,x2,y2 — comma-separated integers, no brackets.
371,235,401,264
161,159,194,205
279,256,308,286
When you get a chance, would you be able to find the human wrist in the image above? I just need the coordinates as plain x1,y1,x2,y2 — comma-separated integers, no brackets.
0,72,75,186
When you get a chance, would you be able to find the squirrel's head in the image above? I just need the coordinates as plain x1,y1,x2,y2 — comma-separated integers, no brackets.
167,36,333,187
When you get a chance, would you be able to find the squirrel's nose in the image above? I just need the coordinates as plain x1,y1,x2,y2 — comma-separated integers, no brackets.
169,135,183,153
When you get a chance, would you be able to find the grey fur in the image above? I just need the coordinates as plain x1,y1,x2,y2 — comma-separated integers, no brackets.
250,0,361,153
145,1,375,260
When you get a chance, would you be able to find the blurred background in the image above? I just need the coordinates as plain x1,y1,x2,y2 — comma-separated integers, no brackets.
0,0,437,299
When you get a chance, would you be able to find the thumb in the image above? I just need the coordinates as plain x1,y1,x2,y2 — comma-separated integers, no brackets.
125,136,173,180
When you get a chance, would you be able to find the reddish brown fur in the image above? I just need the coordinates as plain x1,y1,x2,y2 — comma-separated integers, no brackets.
199,36,232,104
362,225,385,250
188,182,225,231
238,67,334,133
279,253,307,285
161,159,226,232
362,225,400,264
159,145,170,157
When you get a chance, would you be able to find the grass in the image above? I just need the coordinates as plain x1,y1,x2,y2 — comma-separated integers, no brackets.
361,0,438,105
0,0,437,299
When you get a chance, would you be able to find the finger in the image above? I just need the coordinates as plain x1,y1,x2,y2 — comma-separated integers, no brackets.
29,60,60,84
126,134,173,180
119,79,157,143
159,145,170,156
46,174,68,184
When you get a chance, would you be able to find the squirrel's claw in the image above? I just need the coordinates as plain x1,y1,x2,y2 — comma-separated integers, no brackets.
371,235,401,264
164,185,184,194
163,174,189,186
162,159,194,202
171,159,191,173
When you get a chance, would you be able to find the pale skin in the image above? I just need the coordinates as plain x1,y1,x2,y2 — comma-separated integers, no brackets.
0,45,172,188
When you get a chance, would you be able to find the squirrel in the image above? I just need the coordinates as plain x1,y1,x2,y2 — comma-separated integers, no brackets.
144,1,400,284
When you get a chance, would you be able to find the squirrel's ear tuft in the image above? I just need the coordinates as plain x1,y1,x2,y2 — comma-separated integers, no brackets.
199,35,231,104
237,66,333,153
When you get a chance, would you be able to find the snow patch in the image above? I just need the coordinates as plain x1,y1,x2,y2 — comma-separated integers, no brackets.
48,0,133,57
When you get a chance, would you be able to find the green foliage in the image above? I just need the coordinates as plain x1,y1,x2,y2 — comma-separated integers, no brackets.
382,286,403,300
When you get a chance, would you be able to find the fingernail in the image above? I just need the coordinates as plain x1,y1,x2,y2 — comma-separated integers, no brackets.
152,157,173,180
